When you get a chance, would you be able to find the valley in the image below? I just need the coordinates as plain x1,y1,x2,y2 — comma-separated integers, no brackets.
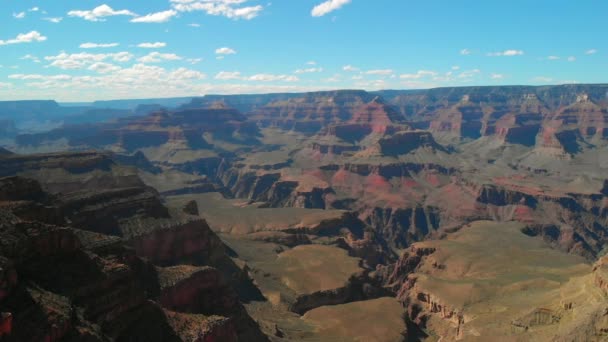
1,84,608,341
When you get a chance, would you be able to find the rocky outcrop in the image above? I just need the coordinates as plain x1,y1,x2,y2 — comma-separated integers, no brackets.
60,187,169,236
127,218,226,267
289,273,390,315
0,152,269,341
379,131,445,155
249,90,377,133
0,151,115,179
165,311,238,342
362,207,441,249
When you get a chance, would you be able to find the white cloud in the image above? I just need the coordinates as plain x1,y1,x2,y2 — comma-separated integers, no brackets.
29,7,40,12
585,49,597,55
547,56,560,60
13,12,26,19
458,69,481,79
113,52,134,62
307,61,317,65
171,0,263,20
248,74,299,82
342,65,359,72
487,49,524,56
131,10,177,23
215,71,242,80
215,47,236,55
169,67,206,80
9,74,72,80
138,52,182,63
45,51,134,69
311,0,351,17
138,42,167,48
567,56,576,62
80,42,119,49
6,64,210,100
188,23,201,27
88,62,121,74
399,70,438,79
20,54,41,63
460,49,471,55
68,4,136,22
187,58,203,64
43,17,63,23
451,66,460,70
365,69,393,76
0,31,47,46
490,73,504,79
294,67,323,74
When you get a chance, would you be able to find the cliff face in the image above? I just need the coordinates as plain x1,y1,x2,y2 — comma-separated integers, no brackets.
381,221,608,341
0,152,268,341
248,90,376,133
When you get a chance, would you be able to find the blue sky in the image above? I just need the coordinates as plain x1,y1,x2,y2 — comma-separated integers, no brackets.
1,0,606,101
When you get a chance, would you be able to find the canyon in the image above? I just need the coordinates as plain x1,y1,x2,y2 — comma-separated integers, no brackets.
1,84,608,341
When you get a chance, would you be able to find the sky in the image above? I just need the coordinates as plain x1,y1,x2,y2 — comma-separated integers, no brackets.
0,0,606,101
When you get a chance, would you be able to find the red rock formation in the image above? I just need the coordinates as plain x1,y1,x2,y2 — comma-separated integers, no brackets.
429,95,484,139
249,90,375,133
379,131,445,155
129,218,226,267
0,153,269,341
158,266,237,314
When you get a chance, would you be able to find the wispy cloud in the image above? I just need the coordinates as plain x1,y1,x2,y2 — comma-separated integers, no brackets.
248,74,299,82
171,0,263,20
13,12,26,19
399,70,438,79
20,54,41,63
138,52,182,63
585,49,597,55
311,0,352,17
43,17,63,23
131,10,177,23
0,31,47,46
343,65,360,72
138,42,167,48
44,51,133,69
215,47,236,55
294,67,323,74
215,71,242,80
487,49,524,57
68,4,136,22
460,49,471,55
80,42,119,49
365,69,393,76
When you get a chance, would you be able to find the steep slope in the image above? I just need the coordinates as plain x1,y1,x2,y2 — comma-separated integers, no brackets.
0,152,268,341
382,221,608,341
